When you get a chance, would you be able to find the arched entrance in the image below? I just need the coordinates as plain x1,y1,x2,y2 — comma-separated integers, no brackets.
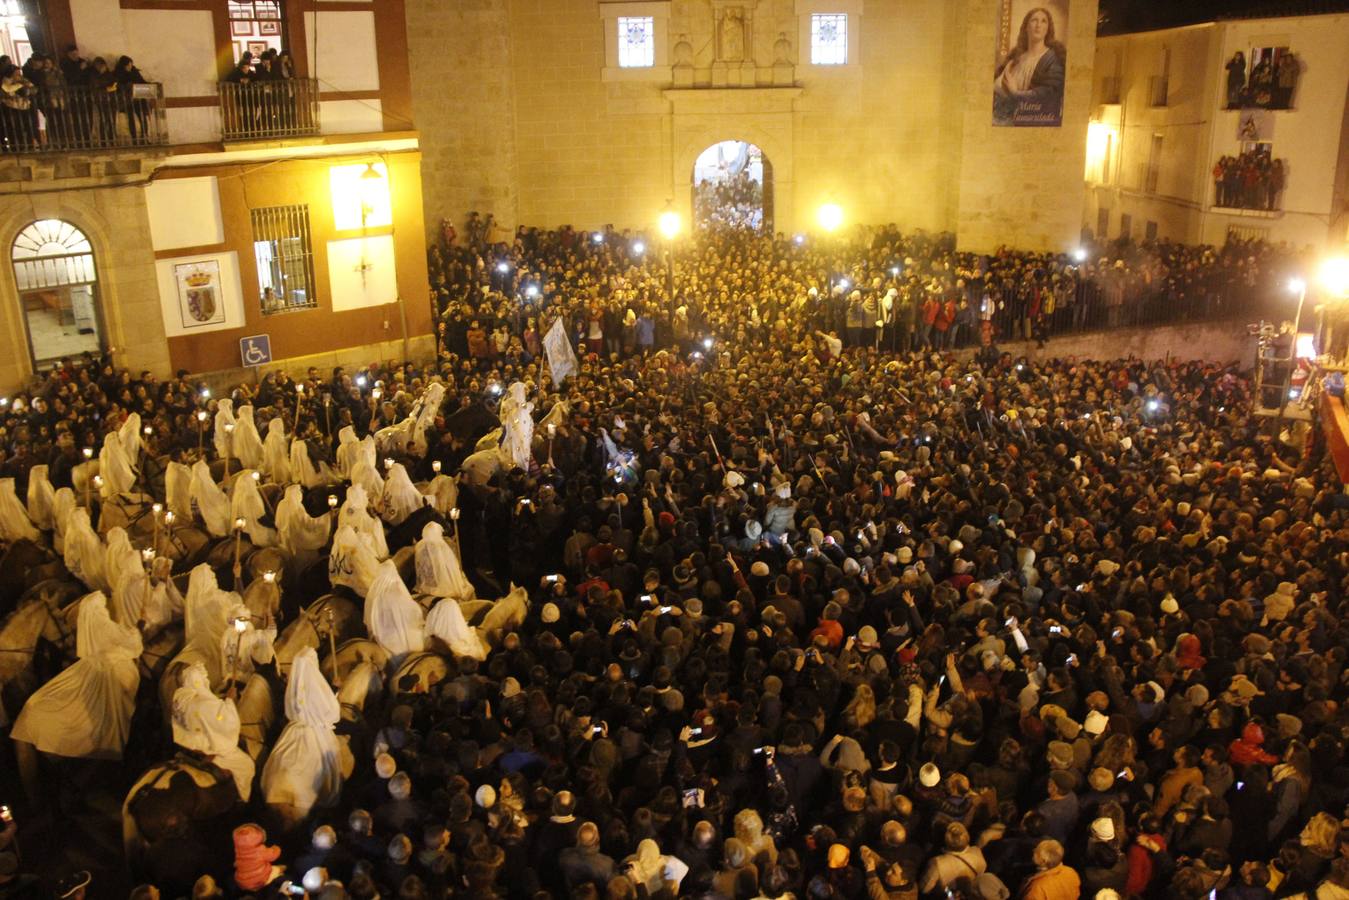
692,140,774,232
11,219,104,367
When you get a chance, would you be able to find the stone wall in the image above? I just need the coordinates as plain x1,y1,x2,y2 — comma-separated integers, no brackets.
406,0,521,237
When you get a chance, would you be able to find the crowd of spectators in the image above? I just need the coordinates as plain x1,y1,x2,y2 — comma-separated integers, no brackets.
0,219,1345,900
0,46,154,152
1212,150,1287,212
693,173,766,232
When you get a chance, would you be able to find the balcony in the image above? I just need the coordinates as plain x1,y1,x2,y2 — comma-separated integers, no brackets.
219,78,320,142
0,83,167,155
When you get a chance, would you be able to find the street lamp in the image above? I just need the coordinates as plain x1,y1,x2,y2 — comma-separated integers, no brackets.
1321,257,1349,297
817,203,844,234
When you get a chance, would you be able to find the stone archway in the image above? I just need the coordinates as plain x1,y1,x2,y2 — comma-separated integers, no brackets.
691,140,773,232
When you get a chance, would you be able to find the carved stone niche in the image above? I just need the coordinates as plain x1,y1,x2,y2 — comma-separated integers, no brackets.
710,0,758,87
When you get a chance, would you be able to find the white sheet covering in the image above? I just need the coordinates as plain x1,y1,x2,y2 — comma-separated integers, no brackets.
338,486,388,560
51,487,76,554
0,477,39,542
422,474,459,517
290,439,336,489
276,485,331,554
262,419,291,485
64,508,108,592
261,647,342,818
25,464,55,531
364,560,425,661
10,592,142,759
232,405,265,470
380,463,425,526
118,412,143,465
328,525,381,597
425,597,488,660
414,522,474,601
230,470,276,547
171,661,255,801
213,400,236,461
178,564,237,687
99,432,136,498
165,461,193,521
191,460,231,537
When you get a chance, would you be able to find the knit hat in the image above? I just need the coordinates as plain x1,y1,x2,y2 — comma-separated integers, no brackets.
1087,767,1115,792
828,844,851,869
897,546,913,563
475,784,496,808
375,752,397,779
541,603,560,624
751,561,771,577
501,676,522,698
1090,817,1116,842
1046,741,1074,769
857,625,878,646
1160,594,1179,614
918,763,941,787
1083,710,1109,736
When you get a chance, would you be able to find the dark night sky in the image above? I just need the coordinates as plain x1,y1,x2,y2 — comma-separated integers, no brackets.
1099,0,1349,34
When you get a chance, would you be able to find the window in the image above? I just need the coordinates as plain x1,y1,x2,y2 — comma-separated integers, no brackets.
617,16,655,68
810,14,848,65
1101,132,1114,184
1150,48,1170,106
251,205,316,315
229,1,285,65
1120,213,1133,240
1097,207,1110,239
1145,133,1163,193
11,219,102,367
1145,220,1158,240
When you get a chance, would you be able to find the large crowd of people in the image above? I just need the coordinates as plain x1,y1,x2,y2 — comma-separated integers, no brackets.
0,219,1345,900
1212,150,1287,212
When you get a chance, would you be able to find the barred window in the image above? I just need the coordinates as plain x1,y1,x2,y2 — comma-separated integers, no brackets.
618,16,655,68
811,14,848,65
251,205,317,315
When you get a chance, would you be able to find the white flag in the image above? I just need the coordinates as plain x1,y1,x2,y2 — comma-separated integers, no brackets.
543,316,579,384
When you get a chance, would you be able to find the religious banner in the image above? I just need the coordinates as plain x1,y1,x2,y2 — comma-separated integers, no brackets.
993,0,1069,127
174,260,225,328
543,316,579,383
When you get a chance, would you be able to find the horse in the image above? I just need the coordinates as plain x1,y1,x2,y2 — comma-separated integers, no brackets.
272,594,361,677
0,540,63,616
0,578,84,722
390,650,452,694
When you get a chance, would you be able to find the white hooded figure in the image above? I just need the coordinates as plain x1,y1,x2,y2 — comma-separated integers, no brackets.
11,592,142,759
219,603,276,685
350,460,385,508
289,439,336,489
276,485,331,554
0,477,39,543
262,647,342,820
380,463,425,526
414,522,474,601
410,382,446,457
113,556,182,635
118,412,143,466
261,419,291,485
191,459,231,537
338,486,388,560
213,399,236,461
425,597,487,660
103,527,143,596
422,474,459,517
232,405,265,471
334,426,361,479
165,461,193,521
177,564,237,687
64,508,109,592
459,446,502,488
328,525,381,597
25,464,55,532
51,487,77,554
498,382,535,471
171,662,255,802
230,470,276,547
374,416,415,456
364,560,425,664
99,431,136,498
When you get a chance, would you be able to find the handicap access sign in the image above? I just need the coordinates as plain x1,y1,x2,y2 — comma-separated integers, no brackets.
239,334,272,368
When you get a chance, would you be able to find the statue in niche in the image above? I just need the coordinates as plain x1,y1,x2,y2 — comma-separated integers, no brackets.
673,35,694,68
720,8,745,61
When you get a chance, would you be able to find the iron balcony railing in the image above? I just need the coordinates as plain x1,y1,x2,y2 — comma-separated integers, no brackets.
219,78,320,141
0,82,167,154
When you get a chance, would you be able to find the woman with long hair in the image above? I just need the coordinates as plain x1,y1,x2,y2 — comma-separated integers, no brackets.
993,7,1067,125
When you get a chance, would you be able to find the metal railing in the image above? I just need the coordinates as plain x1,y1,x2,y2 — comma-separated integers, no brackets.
0,82,167,154
219,78,320,141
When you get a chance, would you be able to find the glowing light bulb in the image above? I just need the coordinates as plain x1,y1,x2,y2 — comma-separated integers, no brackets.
432,460,442,473
328,495,338,509
82,447,93,459
633,241,645,255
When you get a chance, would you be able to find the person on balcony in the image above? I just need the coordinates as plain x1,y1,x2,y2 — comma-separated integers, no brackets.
0,64,37,152
115,56,151,145
89,57,118,146
59,45,92,144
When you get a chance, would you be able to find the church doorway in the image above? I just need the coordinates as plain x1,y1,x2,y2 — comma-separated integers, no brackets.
692,140,773,232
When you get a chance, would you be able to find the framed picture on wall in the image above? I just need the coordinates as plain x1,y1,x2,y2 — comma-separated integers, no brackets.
231,19,252,36
259,20,280,35
247,41,268,58
174,260,226,329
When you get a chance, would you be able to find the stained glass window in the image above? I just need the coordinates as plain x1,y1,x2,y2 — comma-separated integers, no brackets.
618,16,655,68
811,14,848,66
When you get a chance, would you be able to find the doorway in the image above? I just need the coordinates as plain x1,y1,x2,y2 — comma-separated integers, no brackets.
692,140,773,232
11,219,104,368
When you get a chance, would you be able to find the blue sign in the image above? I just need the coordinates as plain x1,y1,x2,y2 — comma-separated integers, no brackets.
239,334,272,368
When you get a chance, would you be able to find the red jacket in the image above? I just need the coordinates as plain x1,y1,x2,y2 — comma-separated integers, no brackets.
1228,722,1278,767
1125,833,1166,896
233,824,281,891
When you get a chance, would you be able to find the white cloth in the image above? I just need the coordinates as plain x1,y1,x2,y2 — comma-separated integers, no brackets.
0,477,39,542
25,464,55,531
99,432,136,498
364,560,425,661
165,461,193,521
219,603,276,683
261,647,342,817
190,460,231,537
261,419,291,485
460,447,502,487
415,522,474,601
178,564,237,687
349,461,384,508
51,487,77,554
171,662,255,802
338,486,388,560
334,426,360,478
113,567,183,634
498,381,535,470
328,525,381,597
422,474,459,517
103,527,143,596
380,463,425,526
118,412,143,465
374,417,415,455
64,508,108,592
233,405,265,470
230,470,276,547
213,399,236,460
425,597,487,660
290,439,336,488
276,485,331,554
410,382,446,457
11,592,142,759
